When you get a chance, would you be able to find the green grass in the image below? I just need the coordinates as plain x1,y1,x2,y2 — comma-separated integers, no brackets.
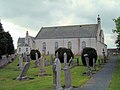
108,55,120,90
0,55,101,90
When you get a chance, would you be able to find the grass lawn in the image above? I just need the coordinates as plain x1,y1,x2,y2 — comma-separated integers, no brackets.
108,55,120,90
0,55,101,90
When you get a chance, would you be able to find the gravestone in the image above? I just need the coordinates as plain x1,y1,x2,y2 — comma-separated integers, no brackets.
98,56,101,65
18,55,23,70
103,49,106,63
35,52,40,67
23,53,27,62
50,54,53,65
26,54,31,62
16,62,30,80
53,58,63,90
84,54,92,76
63,53,72,90
38,52,45,76
92,58,96,71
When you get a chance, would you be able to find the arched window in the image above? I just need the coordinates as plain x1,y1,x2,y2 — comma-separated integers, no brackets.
82,41,86,49
68,41,72,49
55,42,58,50
42,42,46,51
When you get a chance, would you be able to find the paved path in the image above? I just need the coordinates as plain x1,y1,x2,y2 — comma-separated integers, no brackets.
73,56,117,90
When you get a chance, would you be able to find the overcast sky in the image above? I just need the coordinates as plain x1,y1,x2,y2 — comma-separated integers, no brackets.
0,0,119,49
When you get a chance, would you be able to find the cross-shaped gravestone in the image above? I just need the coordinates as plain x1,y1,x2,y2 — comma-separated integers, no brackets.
16,62,30,80
53,57,63,90
63,53,72,90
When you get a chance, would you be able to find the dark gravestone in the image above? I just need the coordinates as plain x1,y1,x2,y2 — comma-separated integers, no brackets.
16,62,30,80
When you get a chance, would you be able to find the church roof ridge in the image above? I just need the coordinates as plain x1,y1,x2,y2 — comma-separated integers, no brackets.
42,23,98,29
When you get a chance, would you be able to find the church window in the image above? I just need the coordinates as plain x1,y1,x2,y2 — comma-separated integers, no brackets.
55,42,58,50
19,48,21,52
26,48,28,52
82,41,86,49
42,42,46,51
68,41,72,49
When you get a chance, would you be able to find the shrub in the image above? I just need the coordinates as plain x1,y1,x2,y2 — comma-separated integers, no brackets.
30,49,41,60
81,47,97,66
55,47,74,63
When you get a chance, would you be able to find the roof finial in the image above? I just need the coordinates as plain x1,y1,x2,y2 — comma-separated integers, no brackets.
97,14,101,24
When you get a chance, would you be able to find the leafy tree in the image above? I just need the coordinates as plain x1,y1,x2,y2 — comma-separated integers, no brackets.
113,17,120,49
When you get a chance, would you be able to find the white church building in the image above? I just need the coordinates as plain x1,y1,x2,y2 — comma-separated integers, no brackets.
17,15,107,56
17,31,36,54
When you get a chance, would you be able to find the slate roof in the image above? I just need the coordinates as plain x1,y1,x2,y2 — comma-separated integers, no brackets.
17,38,25,46
35,24,98,39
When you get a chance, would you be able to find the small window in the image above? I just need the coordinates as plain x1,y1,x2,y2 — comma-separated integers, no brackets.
42,42,46,51
68,41,72,49
55,42,59,50
82,41,86,49
19,48,21,52
26,48,28,52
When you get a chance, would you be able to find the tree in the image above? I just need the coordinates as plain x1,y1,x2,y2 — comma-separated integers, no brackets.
0,31,14,55
113,17,120,49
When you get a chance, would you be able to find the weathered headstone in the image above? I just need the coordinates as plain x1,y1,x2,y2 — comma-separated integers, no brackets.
35,52,40,67
92,58,96,71
98,56,101,65
103,49,106,63
63,53,72,90
50,54,53,65
53,58,63,90
16,62,30,80
18,55,23,70
84,54,92,76
23,53,27,62
26,54,31,62
38,52,45,76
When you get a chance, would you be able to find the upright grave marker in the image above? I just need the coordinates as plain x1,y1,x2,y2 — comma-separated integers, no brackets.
35,52,40,67
63,53,72,90
53,53,63,90
18,55,23,70
84,54,92,76
39,51,45,76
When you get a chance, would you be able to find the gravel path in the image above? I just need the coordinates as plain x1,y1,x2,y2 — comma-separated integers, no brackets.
73,56,117,90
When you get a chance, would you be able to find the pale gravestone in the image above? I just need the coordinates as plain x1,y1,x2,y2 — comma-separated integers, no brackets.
53,57,63,90
26,54,31,62
84,54,92,76
38,52,45,76
18,55,23,70
92,58,96,71
35,52,40,67
16,62,30,80
63,53,72,90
